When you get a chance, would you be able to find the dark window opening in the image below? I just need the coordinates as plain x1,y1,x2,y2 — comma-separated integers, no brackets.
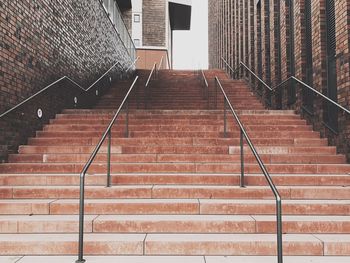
324,0,338,132
288,0,296,104
303,0,314,112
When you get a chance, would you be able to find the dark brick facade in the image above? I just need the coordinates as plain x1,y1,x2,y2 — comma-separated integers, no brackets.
142,0,166,47
208,0,350,161
0,0,135,161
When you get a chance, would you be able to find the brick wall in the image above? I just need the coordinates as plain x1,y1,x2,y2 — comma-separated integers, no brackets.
208,0,218,68
280,1,288,82
310,0,326,131
142,0,166,47
334,0,350,159
0,0,134,161
208,0,350,160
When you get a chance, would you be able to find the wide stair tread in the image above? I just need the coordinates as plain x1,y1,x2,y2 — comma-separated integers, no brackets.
0,69,350,257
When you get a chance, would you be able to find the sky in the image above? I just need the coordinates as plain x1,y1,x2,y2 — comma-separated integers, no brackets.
172,0,208,70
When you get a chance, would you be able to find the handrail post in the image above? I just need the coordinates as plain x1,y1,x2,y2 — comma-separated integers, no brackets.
76,172,86,263
240,130,245,188
207,82,210,110
125,100,129,138
75,76,139,263
155,63,158,80
136,81,140,109
106,130,111,187
277,198,283,263
146,88,149,110
224,98,227,138
215,79,218,109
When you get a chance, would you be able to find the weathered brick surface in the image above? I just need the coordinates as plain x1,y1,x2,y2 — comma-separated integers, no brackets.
334,0,350,159
208,0,350,160
142,0,166,47
0,0,134,161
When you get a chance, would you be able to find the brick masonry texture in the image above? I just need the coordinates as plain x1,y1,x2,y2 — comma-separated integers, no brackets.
142,0,166,47
0,0,134,161
208,0,350,161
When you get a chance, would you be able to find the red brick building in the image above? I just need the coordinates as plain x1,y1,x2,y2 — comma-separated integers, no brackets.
121,0,192,69
209,0,350,160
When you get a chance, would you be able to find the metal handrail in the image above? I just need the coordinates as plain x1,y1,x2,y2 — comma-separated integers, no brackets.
287,76,350,115
166,49,171,69
158,56,164,70
126,56,140,73
222,57,350,115
201,70,209,88
240,62,273,92
76,76,139,263
0,60,125,118
146,63,157,88
215,76,283,263
201,70,209,109
145,63,157,109
221,57,241,78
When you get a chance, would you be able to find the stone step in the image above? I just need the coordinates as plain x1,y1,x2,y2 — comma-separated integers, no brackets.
0,173,350,187
50,199,200,215
0,185,153,199
18,145,334,155
0,233,145,255
143,233,350,255
42,124,311,132
56,113,300,120
1,162,349,174
0,173,349,187
1,215,349,234
200,199,350,215
0,233,348,255
53,199,350,215
1,185,349,199
28,137,327,147
36,130,320,139
93,214,350,234
8,152,344,164
50,118,307,125
7,256,350,263
1,199,348,216
231,146,337,155
0,215,96,233
61,109,296,115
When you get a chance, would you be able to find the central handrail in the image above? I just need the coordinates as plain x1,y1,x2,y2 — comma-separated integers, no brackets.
201,70,209,108
158,56,164,70
146,63,157,88
76,76,139,263
201,70,209,88
144,63,157,109
215,77,283,263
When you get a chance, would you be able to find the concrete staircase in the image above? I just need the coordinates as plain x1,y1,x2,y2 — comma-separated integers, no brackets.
0,70,349,261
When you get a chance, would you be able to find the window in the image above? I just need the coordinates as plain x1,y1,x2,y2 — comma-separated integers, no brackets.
325,0,338,132
134,14,140,23
134,39,140,47
302,0,314,113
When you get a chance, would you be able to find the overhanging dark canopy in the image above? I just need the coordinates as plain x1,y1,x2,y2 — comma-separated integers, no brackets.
116,0,132,9
169,0,192,30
